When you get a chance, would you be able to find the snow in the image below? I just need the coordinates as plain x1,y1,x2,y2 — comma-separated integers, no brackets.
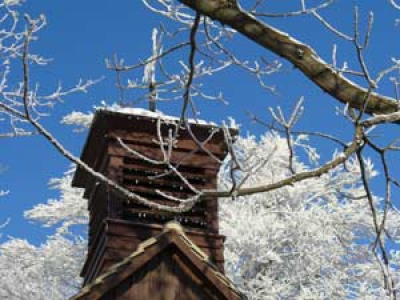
99,105,218,126
62,102,220,129
3,0,22,6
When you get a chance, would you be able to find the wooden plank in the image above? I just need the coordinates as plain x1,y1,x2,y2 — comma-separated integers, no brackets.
108,145,222,170
121,177,208,194
72,136,109,188
121,173,216,191
171,252,223,300
113,248,225,300
122,206,208,218
105,235,225,260
116,184,198,201
172,237,237,297
82,235,172,300
82,233,106,285
121,211,209,229
87,222,106,251
122,197,209,212
106,131,228,156
83,154,110,199
104,244,225,264
114,250,176,300
121,159,218,179
87,184,108,211
207,197,220,232
106,221,224,247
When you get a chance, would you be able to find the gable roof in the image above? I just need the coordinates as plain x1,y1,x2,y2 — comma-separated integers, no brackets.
69,222,244,300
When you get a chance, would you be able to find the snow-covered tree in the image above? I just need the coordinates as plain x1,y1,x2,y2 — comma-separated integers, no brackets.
0,170,87,300
0,235,86,300
2,122,400,300
219,133,400,300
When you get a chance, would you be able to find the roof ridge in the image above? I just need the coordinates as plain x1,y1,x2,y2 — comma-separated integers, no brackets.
69,221,243,300
162,222,242,297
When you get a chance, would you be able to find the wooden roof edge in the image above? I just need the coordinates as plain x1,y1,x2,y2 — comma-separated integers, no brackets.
105,218,226,239
80,219,226,279
69,221,244,300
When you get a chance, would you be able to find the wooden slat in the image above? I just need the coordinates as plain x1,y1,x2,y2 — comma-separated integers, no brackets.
105,236,225,261
121,178,205,195
118,184,196,200
81,231,106,283
121,158,218,178
108,145,222,170
106,131,228,157
121,173,215,189
106,221,223,246
122,210,208,228
122,206,208,218
171,252,225,297
122,196,209,210
112,250,224,300
83,154,110,199
104,247,224,265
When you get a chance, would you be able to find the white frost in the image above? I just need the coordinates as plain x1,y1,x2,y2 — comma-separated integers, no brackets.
62,102,218,129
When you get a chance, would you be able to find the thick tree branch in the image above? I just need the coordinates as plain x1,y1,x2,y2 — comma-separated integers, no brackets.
203,124,363,198
177,0,399,116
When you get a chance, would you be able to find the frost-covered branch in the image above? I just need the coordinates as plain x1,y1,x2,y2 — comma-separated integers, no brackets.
389,0,400,10
252,0,335,17
174,0,399,117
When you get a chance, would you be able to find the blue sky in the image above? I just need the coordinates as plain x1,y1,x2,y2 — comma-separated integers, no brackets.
0,1,399,244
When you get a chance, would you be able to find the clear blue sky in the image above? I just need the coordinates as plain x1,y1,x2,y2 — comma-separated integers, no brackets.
0,1,399,244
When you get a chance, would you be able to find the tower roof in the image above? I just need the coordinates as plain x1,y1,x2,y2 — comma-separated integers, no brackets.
69,222,244,300
72,109,237,188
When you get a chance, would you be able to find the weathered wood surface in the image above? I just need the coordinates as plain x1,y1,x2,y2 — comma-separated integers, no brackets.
113,250,222,300
106,131,228,156
81,220,226,285
121,157,218,178
108,147,222,171
72,110,236,187
73,111,234,288
70,224,242,300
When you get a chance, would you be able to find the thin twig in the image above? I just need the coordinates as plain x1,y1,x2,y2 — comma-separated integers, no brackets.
181,12,201,121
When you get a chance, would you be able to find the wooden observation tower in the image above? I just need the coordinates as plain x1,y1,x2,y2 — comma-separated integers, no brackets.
70,109,242,300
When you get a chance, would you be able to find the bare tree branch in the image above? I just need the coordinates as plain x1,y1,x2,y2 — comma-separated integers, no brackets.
177,0,399,117
181,12,201,120
203,125,363,198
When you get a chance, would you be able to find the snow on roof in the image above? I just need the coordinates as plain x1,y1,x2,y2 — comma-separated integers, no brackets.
100,106,218,126
62,103,229,129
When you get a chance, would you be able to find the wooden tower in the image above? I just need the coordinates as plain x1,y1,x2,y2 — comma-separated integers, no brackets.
72,109,236,286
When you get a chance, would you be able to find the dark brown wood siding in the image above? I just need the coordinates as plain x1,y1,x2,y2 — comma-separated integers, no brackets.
72,111,236,286
82,220,225,286
100,248,224,300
